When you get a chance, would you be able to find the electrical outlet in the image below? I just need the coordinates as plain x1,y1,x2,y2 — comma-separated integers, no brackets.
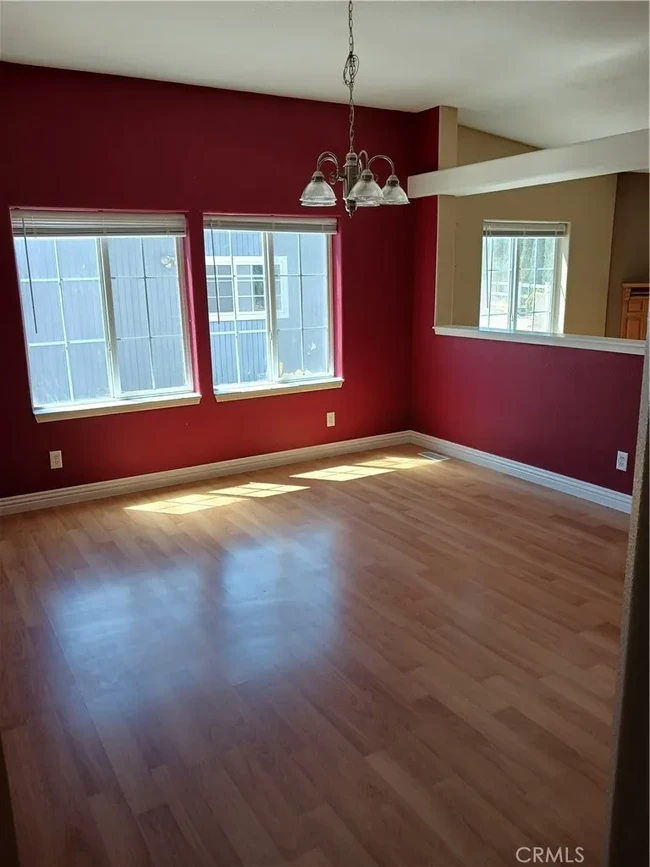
616,451,628,472
49,450,63,470
326,412,336,427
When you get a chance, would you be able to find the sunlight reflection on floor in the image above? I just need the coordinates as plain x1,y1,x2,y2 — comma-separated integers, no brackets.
126,482,308,514
124,453,436,514
359,456,431,469
291,465,391,481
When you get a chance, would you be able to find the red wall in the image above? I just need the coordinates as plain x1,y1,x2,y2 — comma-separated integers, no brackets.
0,62,415,498
413,337,643,494
0,63,643,501
410,111,643,496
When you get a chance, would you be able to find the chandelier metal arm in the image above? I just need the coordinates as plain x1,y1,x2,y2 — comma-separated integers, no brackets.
316,151,341,173
367,154,396,177
316,152,344,186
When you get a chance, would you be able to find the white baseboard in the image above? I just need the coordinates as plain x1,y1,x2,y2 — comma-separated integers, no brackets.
0,431,410,516
0,429,631,516
409,431,632,513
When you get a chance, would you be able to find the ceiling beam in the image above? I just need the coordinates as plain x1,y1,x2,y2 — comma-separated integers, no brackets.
408,129,650,199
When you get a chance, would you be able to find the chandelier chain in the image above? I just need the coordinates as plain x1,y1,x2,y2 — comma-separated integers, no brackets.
342,0,359,155
300,0,407,214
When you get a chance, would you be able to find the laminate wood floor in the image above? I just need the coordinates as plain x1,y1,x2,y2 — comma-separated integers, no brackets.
0,447,629,867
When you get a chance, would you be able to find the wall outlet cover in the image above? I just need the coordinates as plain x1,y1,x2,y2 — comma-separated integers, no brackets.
326,412,335,427
49,450,63,470
616,451,628,472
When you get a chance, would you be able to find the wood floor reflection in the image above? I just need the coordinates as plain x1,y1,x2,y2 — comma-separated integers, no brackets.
0,447,627,866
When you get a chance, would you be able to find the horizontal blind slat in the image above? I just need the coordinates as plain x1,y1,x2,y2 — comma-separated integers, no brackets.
204,216,337,235
483,221,567,238
11,210,186,237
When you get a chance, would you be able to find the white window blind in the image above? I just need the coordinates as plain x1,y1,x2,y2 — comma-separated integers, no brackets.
483,221,568,238
11,210,186,237
204,216,337,235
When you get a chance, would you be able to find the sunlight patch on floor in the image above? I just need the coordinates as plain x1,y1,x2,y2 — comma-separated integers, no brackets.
126,483,308,514
126,501,211,514
208,482,309,499
125,456,432,513
126,494,241,514
359,456,431,470
292,465,393,481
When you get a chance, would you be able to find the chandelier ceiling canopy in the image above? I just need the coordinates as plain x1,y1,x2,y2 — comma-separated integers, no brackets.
300,1,409,217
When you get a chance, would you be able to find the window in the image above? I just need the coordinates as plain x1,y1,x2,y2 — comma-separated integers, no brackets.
205,256,290,320
12,210,195,416
204,217,336,393
479,221,568,333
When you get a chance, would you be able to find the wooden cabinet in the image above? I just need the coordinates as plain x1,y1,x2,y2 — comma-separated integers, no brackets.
620,283,649,341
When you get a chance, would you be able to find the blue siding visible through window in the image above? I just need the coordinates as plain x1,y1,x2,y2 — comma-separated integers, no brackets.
16,237,111,404
211,232,262,258
209,320,268,385
14,231,191,408
204,226,332,390
108,237,187,393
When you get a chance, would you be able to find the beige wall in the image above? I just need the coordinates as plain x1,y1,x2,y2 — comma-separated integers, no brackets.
456,125,536,165
452,126,617,336
605,173,650,337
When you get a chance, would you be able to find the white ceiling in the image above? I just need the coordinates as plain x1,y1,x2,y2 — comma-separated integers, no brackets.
1,0,648,148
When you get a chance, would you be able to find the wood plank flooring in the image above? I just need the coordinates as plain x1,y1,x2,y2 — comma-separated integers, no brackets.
0,447,628,866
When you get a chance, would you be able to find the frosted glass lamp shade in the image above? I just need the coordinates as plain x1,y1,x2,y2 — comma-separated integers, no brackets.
300,171,337,207
347,169,383,207
381,174,409,205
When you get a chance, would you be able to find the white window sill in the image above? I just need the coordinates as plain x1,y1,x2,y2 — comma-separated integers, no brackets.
215,377,343,402
34,392,202,423
433,325,645,355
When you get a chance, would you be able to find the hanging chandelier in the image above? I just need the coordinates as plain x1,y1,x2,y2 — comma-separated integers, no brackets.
300,0,409,217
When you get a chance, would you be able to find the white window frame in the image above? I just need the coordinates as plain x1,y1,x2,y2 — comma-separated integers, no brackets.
479,221,569,335
12,210,198,421
204,217,340,400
